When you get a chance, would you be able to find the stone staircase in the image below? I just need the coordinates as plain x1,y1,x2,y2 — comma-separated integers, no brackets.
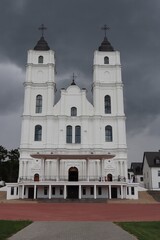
0,191,6,202
148,191,160,202
138,191,157,203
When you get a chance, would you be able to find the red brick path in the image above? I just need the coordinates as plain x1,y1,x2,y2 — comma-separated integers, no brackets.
0,203,160,221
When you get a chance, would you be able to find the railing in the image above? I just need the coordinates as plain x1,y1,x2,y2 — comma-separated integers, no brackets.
19,176,127,183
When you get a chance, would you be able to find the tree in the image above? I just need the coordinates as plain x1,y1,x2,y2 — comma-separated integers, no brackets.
0,146,19,182
0,145,7,163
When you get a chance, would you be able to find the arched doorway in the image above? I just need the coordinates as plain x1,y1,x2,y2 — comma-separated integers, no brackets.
107,174,112,182
34,173,39,182
68,167,78,181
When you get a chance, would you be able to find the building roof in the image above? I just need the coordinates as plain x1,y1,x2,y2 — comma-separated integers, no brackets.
34,36,50,51
98,37,114,52
130,162,143,175
31,153,115,160
143,152,160,168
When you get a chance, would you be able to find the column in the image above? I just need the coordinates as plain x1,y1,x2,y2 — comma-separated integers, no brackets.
86,158,89,181
49,185,51,199
121,185,123,199
56,159,60,181
22,185,24,199
94,185,97,199
43,159,45,180
100,159,103,180
79,185,82,199
128,186,131,199
64,185,67,199
34,185,37,199
108,185,111,199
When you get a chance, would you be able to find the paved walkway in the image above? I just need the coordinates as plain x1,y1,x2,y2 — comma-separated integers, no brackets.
9,222,137,240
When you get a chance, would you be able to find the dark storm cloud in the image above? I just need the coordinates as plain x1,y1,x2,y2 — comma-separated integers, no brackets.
0,0,160,153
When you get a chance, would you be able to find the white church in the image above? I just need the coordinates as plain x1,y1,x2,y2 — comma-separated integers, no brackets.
7,26,138,200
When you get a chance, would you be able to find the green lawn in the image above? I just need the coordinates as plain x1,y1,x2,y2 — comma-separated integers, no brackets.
116,221,160,240
0,220,32,240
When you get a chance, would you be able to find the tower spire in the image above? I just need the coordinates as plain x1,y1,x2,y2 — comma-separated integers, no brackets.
34,24,50,51
98,24,114,52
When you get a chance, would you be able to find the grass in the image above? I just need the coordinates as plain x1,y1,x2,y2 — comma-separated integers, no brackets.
116,221,160,240
0,220,32,240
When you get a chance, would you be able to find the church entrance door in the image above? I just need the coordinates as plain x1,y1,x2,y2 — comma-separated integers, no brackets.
67,186,79,199
28,187,34,199
68,167,78,181
111,187,117,198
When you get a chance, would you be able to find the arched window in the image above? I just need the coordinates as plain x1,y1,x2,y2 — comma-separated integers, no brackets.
34,125,42,141
104,95,111,114
75,126,81,143
66,125,72,143
104,56,109,64
34,173,39,181
71,107,77,116
36,95,42,113
38,56,43,63
105,125,112,142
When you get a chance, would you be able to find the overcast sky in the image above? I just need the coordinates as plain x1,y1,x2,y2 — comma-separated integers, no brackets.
0,0,160,165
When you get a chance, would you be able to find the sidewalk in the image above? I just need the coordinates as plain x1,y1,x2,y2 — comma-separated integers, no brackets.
9,222,137,240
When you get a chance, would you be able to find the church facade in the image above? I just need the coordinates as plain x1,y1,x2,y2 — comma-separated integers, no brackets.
7,29,138,200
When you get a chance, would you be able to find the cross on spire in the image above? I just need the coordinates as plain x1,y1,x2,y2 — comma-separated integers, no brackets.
38,24,47,37
72,73,77,81
71,73,77,85
101,24,110,38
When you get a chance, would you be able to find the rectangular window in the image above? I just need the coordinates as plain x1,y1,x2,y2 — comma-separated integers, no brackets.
159,182,160,188
11,187,14,195
82,187,86,195
16,187,18,195
98,187,102,195
140,177,143,181
90,187,94,195
127,187,129,195
75,126,81,143
44,187,48,195
52,187,55,195
60,187,63,195
66,126,72,143
158,170,160,176
131,187,135,195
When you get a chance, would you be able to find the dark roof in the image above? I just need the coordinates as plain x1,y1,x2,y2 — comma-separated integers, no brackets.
131,162,143,175
143,152,160,168
34,36,50,51
98,37,114,52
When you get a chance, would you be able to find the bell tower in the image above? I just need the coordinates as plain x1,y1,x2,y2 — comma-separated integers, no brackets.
20,25,56,148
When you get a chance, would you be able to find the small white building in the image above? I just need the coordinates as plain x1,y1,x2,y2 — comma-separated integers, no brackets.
143,152,160,190
7,28,138,200
129,162,144,187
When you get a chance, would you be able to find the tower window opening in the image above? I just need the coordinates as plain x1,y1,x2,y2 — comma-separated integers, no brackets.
34,125,42,141
105,125,113,142
38,56,43,63
104,95,111,114
36,95,42,113
104,56,109,64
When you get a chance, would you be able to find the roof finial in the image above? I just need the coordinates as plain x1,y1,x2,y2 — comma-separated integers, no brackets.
71,73,77,85
101,24,110,38
38,24,47,37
